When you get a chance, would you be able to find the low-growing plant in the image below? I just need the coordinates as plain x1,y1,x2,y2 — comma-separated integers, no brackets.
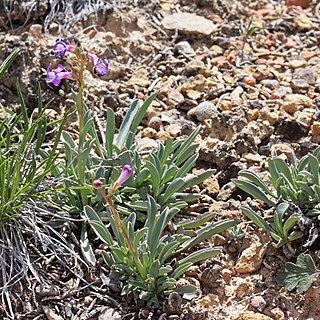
241,203,303,253
83,176,236,306
233,148,320,211
240,17,264,62
277,253,318,293
0,85,65,220
233,148,320,252
0,50,79,318
45,39,217,265
0,50,64,222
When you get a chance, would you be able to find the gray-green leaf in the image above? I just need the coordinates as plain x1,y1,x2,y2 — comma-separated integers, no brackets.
277,253,318,293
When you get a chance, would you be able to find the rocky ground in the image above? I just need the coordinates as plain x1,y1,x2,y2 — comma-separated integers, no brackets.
1,0,320,319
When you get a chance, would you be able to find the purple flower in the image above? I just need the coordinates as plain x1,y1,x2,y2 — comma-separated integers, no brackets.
46,64,72,87
88,53,109,76
116,165,133,187
93,180,103,189
50,39,76,58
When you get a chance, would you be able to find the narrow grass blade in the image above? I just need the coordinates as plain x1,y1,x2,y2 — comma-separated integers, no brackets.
0,49,21,80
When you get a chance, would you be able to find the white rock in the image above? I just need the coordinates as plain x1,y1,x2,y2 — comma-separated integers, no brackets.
162,13,216,36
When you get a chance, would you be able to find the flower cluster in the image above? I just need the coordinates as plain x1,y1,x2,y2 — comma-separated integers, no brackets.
50,39,76,58
46,38,109,87
93,164,133,197
46,64,73,88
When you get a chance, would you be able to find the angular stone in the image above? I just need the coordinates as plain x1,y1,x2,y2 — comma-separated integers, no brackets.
198,294,220,307
311,121,320,135
128,68,150,87
270,307,286,320
289,59,307,69
137,137,158,153
291,79,309,92
293,67,315,84
235,240,268,273
162,12,216,36
174,41,195,56
284,94,314,109
236,311,272,320
98,308,121,320
243,153,263,163
271,143,293,159
250,295,267,312
29,24,43,39
185,59,206,76
294,13,314,30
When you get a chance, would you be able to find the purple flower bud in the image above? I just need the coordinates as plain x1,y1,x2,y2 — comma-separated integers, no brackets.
93,180,103,189
50,39,76,58
88,53,109,76
116,165,133,187
46,64,72,87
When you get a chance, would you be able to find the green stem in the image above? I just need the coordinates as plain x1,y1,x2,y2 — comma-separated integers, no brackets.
76,61,87,207
98,186,147,279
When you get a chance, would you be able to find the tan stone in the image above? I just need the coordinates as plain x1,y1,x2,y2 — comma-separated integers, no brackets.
210,45,223,55
142,127,157,138
281,102,298,114
221,268,234,281
294,110,314,128
29,24,43,39
185,265,201,278
270,307,286,320
165,123,182,138
167,89,184,104
182,75,217,94
284,94,314,109
288,59,307,69
294,13,314,30
243,153,263,163
219,99,234,111
194,168,219,196
197,294,220,308
128,68,150,87
243,76,257,86
235,240,268,273
236,311,273,320
311,121,320,135
185,59,206,74
270,144,293,159
186,90,202,100
247,109,260,121
156,130,171,140
260,108,279,125
162,12,216,35
106,61,127,80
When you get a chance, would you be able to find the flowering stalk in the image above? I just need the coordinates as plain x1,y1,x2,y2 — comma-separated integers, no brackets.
47,39,109,208
75,55,86,206
93,167,147,279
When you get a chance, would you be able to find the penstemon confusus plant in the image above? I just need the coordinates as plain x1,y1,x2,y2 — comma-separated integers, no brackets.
46,38,231,271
